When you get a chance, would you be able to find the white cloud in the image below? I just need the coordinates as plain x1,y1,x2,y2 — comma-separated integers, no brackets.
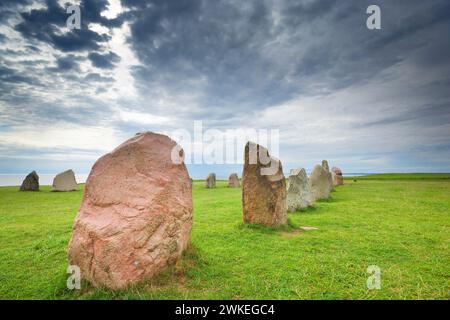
0,122,125,153
101,0,124,19
117,109,171,125
97,22,140,100
88,23,110,35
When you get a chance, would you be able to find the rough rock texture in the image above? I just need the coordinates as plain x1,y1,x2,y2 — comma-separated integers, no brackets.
309,164,331,201
205,173,216,188
321,160,330,172
322,160,334,192
68,132,193,290
332,167,344,186
19,171,39,191
286,168,314,212
242,142,287,226
51,169,78,192
228,173,240,188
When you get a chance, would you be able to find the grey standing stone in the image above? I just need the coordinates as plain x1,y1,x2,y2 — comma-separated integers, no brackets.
228,173,240,188
20,171,39,191
309,165,331,201
287,168,314,212
321,160,330,172
51,169,78,192
205,173,216,188
322,160,334,192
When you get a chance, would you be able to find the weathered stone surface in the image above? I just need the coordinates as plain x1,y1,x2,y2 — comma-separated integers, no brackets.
205,173,216,188
228,173,240,188
19,171,39,191
51,169,78,192
322,160,334,192
321,160,330,172
331,167,342,175
68,132,193,290
332,167,344,186
242,142,287,226
309,164,331,201
286,168,314,212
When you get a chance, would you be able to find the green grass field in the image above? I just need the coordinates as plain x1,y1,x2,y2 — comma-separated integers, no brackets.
0,174,449,300
355,173,450,180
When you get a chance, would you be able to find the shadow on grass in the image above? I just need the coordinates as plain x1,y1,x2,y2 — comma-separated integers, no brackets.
315,196,338,203
237,218,300,235
287,199,336,215
49,189,83,193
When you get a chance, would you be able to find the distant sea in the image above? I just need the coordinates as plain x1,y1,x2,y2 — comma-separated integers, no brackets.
0,173,369,187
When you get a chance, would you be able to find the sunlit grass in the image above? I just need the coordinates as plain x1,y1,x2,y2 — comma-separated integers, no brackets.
0,175,449,299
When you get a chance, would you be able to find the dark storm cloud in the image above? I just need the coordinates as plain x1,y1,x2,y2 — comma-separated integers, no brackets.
115,0,450,173
54,55,80,71
1,0,450,173
47,29,110,52
119,0,450,117
0,0,34,26
280,0,339,24
0,0,32,8
366,1,450,50
122,0,291,110
0,65,37,85
3,0,448,118
84,73,115,82
25,45,40,52
0,0,124,130
88,51,120,69
43,55,88,74
13,0,123,52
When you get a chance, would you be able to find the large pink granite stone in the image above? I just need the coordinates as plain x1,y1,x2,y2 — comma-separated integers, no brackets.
68,132,193,289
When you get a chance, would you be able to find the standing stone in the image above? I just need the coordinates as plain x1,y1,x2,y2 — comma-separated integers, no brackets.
68,132,193,290
205,173,216,188
321,160,330,172
19,171,39,191
228,173,240,188
287,168,314,212
309,164,331,201
332,167,344,186
322,160,334,192
51,169,78,192
242,142,287,226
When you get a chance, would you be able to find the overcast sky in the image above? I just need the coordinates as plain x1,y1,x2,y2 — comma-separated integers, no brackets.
0,0,449,177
